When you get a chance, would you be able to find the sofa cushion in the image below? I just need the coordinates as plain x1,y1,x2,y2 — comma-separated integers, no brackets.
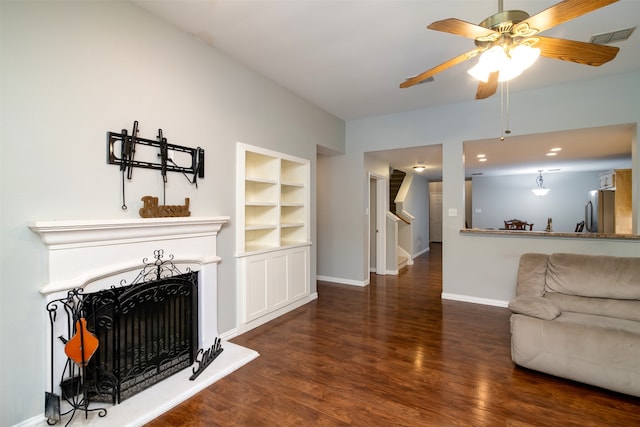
544,292,640,322
546,253,640,300
510,312,640,397
516,253,548,296
509,295,560,320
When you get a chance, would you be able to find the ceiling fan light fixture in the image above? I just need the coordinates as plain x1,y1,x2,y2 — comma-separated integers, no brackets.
509,44,540,70
468,44,539,83
467,63,490,82
497,57,524,81
467,46,504,81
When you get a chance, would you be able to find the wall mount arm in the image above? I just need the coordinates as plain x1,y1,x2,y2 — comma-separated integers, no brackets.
107,124,205,180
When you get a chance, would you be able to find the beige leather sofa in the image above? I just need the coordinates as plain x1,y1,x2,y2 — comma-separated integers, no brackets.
509,252,640,397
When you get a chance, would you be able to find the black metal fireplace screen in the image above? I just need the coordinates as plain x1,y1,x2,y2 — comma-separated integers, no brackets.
46,250,198,424
84,269,199,403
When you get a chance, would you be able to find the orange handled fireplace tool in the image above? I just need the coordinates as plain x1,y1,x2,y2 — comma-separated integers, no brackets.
64,318,99,367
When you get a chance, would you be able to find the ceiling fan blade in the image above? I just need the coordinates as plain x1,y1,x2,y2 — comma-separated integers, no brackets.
534,36,619,66
428,18,499,40
516,0,619,35
400,49,481,89
475,72,499,100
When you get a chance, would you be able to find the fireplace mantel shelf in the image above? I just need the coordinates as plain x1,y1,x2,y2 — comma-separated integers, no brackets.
30,216,230,249
31,216,230,295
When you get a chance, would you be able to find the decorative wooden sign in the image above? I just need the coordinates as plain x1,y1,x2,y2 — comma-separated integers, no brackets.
139,196,191,218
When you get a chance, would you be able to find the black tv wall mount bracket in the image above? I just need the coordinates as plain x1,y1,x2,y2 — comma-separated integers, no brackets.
107,121,204,210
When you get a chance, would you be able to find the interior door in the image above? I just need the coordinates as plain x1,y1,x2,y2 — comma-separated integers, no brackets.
429,191,443,243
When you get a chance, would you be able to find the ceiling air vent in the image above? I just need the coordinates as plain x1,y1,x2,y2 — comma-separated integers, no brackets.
590,27,636,44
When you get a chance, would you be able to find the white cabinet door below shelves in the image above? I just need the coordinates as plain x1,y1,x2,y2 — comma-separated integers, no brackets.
270,251,289,311
244,256,269,322
288,248,309,302
240,245,310,324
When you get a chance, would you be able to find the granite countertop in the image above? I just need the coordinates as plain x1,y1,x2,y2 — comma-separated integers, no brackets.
460,228,640,240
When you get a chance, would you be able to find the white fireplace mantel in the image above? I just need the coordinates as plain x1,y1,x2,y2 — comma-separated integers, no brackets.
30,216,229,249
30,216,230,295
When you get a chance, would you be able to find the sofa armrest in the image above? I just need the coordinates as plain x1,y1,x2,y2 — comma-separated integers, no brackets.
508,295,561,320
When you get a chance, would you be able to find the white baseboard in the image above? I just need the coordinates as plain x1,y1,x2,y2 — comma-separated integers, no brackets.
441,292,509,308
413,246,430,259
316,275,369,287
236,293,318,335
219,328,239,341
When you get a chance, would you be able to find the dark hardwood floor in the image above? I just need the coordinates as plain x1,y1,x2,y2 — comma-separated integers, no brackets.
147,243,640,426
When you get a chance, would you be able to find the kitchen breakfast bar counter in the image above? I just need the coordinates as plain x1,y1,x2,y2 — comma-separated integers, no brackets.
461,228,640,240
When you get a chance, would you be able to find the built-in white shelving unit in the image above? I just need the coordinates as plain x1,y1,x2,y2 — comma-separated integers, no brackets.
236,142,312,333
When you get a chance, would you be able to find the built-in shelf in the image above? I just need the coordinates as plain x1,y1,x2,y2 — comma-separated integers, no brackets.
236,142,313,334
237,142,310,255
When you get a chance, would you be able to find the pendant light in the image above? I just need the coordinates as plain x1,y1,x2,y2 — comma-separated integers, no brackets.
531,170,550,196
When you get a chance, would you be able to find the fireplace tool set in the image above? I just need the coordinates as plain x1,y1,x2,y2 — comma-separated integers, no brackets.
44,250,224,425
46,289,107,425
107,121,204,215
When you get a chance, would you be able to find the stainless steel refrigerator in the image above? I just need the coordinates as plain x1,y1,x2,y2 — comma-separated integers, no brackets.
585,190,615,233
585,190,598,232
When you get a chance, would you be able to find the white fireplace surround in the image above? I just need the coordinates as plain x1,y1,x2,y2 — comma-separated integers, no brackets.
27,217,259,427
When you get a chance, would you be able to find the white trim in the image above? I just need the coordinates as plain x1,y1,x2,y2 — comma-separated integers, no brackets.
236,293,318,334
399,209,414,223
413,246,430,259
219,328,239,341
39,256,221,295
368,172,387,277
441,292,509,308
30,216,229,249
317,275,369,287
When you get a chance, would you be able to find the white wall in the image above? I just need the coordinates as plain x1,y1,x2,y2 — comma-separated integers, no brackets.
0,2,344,425
317,70,640,306
471,170,607,232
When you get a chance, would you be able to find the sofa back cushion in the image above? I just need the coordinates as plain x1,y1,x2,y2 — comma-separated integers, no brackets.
516,253,549,296
546,253,640,300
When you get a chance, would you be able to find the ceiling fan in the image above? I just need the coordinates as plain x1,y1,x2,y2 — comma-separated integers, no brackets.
400,0,621,100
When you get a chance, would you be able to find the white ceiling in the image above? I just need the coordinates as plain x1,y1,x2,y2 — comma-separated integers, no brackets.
133,0,639,179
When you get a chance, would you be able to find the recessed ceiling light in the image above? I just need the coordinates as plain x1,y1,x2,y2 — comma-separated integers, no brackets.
546,152,557,156
477,154,486,158
550,147,562,152
479,158,487,162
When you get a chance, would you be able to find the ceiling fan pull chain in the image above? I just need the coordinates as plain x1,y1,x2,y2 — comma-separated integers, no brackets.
499,82,505,141
505,80,511,136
